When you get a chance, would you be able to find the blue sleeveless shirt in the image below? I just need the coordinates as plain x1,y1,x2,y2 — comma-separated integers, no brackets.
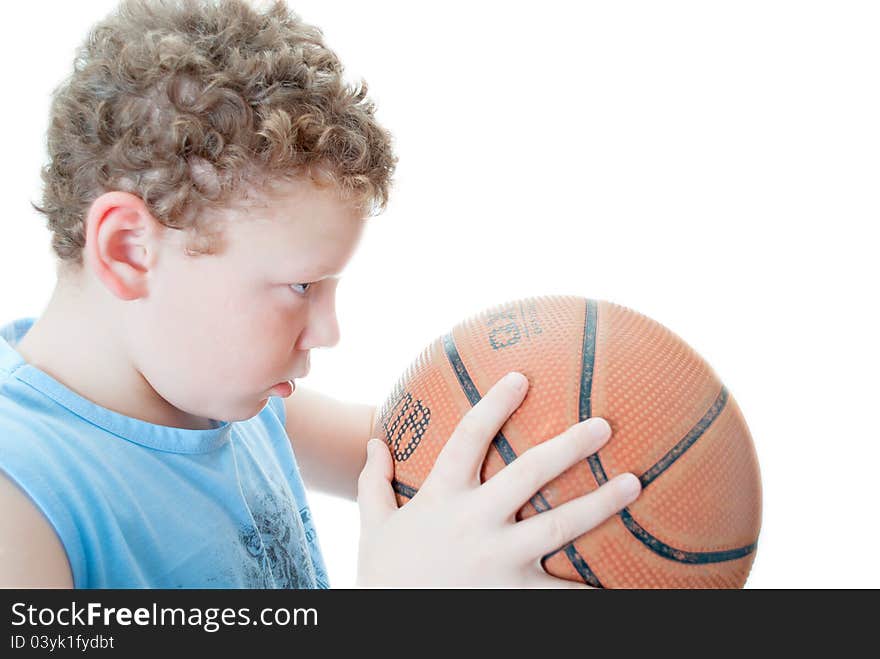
0,318,329,589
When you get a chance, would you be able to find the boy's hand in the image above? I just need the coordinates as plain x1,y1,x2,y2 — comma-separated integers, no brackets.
356,372,642,588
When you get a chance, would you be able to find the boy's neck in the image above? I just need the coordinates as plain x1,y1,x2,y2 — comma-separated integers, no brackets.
14,278,216,431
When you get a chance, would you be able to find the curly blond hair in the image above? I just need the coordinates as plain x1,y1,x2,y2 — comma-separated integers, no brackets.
34,0,397,269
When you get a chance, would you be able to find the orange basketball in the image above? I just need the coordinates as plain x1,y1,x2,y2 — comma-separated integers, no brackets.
370,296,762,588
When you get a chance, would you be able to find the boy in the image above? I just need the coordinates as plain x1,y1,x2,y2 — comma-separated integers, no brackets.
0,0,640,588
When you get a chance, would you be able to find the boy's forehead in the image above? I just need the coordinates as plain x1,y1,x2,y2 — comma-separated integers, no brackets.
229,176,358,218
219,180,365,273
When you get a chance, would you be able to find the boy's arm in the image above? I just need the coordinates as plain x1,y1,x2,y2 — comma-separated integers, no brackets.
282,386,376,501
0,472,74,587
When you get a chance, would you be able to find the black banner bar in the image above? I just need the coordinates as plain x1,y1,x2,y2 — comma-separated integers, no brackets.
0,589,871,654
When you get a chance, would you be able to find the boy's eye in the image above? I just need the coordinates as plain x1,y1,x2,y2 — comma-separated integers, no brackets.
289,282,313,295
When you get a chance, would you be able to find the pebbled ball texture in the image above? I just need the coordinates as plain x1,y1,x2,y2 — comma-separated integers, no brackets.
371,296,762,588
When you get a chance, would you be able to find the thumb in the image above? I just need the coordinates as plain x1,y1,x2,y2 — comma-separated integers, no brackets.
357,438,397,528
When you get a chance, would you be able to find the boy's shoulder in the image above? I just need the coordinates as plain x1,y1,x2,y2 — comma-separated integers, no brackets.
0,469,73,587
0,329,75,586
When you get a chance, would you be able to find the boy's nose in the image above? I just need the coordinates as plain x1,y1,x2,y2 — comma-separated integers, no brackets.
315,313,340,349
298,306,340,350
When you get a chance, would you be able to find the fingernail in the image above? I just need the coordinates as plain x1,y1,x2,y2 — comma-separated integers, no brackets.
505,372,528,392
367,439,380,458
584,417,612,442
616,473,642,501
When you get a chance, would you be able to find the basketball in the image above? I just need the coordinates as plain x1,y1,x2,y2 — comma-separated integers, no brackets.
370,296,762,588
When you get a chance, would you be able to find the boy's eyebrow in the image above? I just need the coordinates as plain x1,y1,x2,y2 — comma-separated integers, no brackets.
284,264,345,280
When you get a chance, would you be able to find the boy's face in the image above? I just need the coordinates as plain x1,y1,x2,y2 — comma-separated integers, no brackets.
120,177,365,424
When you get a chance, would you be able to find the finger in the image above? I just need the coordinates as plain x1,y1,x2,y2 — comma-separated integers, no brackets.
424,371,528,491
478,417,613,519
357,439,398,528
508,473,642,561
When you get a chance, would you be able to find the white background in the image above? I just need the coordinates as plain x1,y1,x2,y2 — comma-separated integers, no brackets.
1,1,878,588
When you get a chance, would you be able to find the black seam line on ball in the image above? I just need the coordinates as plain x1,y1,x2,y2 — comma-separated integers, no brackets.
562,298,605,587
441,331,542,504
442,332,519,465
392,479,417,499
639,386,729,489
444,328,602,588
579,298,599,423
581,299,610,489
578,302,754,565
619,508,757,564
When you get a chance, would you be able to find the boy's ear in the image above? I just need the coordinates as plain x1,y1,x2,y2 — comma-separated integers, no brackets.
84,191,164,301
